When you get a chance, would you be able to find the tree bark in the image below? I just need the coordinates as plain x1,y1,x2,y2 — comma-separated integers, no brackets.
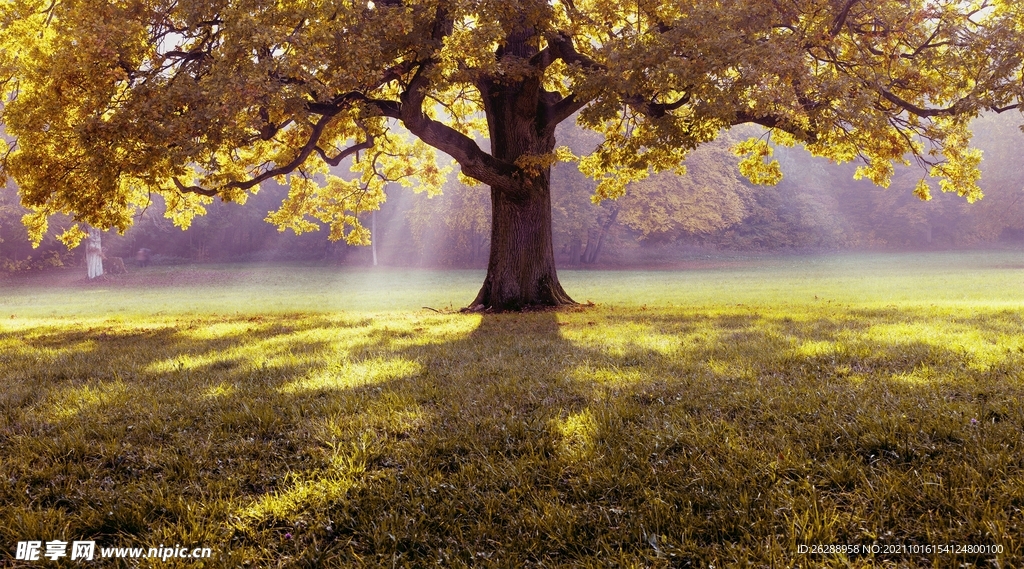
470,170,574,310
453,30,577,310
387,22,591,310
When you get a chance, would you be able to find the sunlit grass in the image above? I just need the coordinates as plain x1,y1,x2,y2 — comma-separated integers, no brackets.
0,250,1022,567
278,357,422,394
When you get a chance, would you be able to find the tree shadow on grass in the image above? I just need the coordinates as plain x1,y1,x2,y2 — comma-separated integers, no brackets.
234,310,1024,567
1,307,1023,567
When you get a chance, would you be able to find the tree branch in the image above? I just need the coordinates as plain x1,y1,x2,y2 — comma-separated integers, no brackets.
879,89,971,118
529,45,556,71
315,136,375,167
829,0,861,37
281,9,508,196
626,93,691,119
398,61,518,193
546,33,603,72
533,34,604,130
732,111,814,141
545,93,590,129
172,177,219,196
901,26,948,59
173,111,358,196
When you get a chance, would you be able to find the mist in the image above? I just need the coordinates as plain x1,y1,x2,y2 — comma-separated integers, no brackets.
1,114,1022,287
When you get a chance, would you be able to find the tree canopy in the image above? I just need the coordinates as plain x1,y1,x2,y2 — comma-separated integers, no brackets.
1,0,1022,307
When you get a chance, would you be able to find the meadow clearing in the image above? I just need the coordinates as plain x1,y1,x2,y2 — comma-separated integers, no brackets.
1,250,1022,568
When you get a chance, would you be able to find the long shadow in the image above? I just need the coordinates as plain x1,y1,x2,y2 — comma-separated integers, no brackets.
1,308,1023,567
231,310,1024,567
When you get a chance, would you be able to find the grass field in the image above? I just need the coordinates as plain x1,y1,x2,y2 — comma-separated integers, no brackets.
1,250,1022,567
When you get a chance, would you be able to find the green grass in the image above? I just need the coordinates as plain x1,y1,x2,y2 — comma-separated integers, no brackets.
1,250,1022,567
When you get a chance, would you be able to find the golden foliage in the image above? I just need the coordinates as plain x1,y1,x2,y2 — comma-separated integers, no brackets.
0,0,1020,245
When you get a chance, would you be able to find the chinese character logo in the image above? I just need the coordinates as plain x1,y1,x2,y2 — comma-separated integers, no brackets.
15,541,42,561
71,541,96,560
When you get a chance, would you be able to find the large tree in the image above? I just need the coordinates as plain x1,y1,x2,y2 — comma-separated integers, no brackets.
1,0,1022,309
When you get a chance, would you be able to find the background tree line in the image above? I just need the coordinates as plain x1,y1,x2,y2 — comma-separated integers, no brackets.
2,114,1021,272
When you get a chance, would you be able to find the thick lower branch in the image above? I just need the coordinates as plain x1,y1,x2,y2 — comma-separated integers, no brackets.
394,60,522,196
172,112,362,197
880,89,970,118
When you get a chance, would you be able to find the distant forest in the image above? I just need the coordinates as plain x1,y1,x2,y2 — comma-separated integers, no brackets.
2,114,1022,272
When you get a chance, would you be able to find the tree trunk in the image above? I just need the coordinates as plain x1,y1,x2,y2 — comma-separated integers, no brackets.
473,232,487,264
86,227,103,279
583,205,619,265
371,209,378,266
463,45,577,311
569,237,582,267
470,172,574,310
580,228,597,265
